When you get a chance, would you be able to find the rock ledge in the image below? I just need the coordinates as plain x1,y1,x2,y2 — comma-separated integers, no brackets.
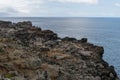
0,21,119,80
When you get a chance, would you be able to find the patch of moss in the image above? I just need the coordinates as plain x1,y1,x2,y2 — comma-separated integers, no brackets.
0,48,4,55
0,48,4,52
5,73,15,78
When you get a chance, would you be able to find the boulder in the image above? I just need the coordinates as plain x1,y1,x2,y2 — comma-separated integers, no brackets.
62,37,77,42
80,38,88,43
16,21,32,28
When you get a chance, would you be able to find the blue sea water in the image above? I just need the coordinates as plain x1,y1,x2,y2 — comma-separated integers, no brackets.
0,17,120,77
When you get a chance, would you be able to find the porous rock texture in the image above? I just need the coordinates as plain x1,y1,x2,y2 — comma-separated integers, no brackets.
0,21,119,80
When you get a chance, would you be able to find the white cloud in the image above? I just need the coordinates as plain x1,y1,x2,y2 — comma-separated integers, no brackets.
0,0,44,16
115,3,120,7
49,0,98,4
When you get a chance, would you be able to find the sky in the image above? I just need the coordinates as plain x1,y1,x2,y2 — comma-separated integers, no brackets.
0,0,120,17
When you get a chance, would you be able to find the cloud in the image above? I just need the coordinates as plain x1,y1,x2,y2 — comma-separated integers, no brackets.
0,0,44,16
49,0,98,4
115,3,120,7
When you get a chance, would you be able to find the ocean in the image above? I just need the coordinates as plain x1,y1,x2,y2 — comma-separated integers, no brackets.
0,17,120,77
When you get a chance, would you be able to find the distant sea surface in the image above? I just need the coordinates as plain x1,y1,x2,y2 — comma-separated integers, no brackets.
0,17,120,77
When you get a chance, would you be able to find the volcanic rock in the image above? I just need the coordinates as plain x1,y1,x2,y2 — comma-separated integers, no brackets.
0,21,119,80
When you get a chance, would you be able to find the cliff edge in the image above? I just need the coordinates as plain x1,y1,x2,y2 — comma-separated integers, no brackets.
0,21,119,80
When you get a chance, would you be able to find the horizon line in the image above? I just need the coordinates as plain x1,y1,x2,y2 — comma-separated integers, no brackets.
1,16,120,18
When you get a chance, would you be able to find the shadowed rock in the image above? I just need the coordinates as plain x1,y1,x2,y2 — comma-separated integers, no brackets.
81,38,88,43
62,37,77,42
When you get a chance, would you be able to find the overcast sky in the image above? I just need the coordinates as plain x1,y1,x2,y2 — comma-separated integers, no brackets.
0,0,120,17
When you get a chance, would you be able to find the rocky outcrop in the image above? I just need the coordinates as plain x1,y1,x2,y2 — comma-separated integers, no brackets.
0,20,119,80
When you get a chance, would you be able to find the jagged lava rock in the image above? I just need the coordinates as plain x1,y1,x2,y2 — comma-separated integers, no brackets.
0,21,119,80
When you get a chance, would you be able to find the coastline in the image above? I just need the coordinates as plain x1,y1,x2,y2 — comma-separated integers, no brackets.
0,20,119,80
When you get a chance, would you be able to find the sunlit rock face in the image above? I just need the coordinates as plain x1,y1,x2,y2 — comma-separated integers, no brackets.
0,21,119,80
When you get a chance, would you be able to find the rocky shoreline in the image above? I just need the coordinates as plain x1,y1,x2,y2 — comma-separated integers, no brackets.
0,21,119,80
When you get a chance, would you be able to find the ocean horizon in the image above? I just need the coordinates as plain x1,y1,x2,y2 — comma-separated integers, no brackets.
0,17,120,77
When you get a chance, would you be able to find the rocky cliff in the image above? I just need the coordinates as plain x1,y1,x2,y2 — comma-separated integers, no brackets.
0,21,119,80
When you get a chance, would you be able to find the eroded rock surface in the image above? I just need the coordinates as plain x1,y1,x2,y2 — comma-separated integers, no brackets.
0,21,119,80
